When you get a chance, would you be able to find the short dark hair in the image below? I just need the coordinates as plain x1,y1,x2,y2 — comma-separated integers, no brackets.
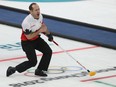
29,3,37,10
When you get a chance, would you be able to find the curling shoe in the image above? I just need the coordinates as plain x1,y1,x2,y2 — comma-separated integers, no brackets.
35,69,47,77
6,66,16,77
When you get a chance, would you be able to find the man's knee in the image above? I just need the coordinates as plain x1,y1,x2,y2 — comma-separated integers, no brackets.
29,60,37,67
49,48,52,54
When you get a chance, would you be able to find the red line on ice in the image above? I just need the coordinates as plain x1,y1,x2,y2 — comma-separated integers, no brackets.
0,45,99,62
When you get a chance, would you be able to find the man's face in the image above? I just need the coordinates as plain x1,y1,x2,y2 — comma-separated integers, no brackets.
30,4,40,19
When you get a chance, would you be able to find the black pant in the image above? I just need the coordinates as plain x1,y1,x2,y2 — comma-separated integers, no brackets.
16,37,52,73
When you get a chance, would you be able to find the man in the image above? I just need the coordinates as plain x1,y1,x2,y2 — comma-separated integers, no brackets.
6,3,53,77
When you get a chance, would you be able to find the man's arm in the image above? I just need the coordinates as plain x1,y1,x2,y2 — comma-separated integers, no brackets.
42,23,53,42
25,23,47,40
42,23,50,35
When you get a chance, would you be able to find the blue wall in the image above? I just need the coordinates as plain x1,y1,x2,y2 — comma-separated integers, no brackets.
0,6,116,49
